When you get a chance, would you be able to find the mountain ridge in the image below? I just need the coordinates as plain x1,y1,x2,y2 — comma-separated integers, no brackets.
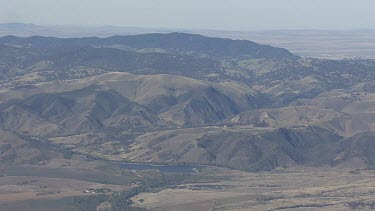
0,32,298,59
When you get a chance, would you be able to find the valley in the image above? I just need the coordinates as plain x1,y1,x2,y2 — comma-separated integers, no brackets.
0,33,374,210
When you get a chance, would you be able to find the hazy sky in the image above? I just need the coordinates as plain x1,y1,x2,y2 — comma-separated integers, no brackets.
1,0,375,30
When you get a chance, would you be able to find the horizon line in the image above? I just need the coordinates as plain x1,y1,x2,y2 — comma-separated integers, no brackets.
2,22,375,33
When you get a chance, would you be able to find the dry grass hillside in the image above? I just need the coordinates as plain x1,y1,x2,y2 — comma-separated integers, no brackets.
0,33,374,210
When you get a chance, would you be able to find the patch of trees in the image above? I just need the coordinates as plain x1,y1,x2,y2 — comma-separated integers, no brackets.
72,194,108,211
347,201,375,209
110,187,147,211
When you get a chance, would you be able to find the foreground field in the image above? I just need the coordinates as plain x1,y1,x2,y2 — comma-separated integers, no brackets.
131,167,375,211
0,161,374,210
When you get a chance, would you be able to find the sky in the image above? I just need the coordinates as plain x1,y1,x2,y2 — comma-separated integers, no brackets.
1,0,375,30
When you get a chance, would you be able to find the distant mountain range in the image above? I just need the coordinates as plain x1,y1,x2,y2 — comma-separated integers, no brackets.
2,23,375,59
0,33,296,59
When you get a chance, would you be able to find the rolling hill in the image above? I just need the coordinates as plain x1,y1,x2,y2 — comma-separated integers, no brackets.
0,33,374,172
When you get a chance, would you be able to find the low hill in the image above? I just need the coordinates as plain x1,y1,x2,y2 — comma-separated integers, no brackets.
332,132,375,168
0,85,171,137
229,106,340,128
0,72,259,127
120,126,342,171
